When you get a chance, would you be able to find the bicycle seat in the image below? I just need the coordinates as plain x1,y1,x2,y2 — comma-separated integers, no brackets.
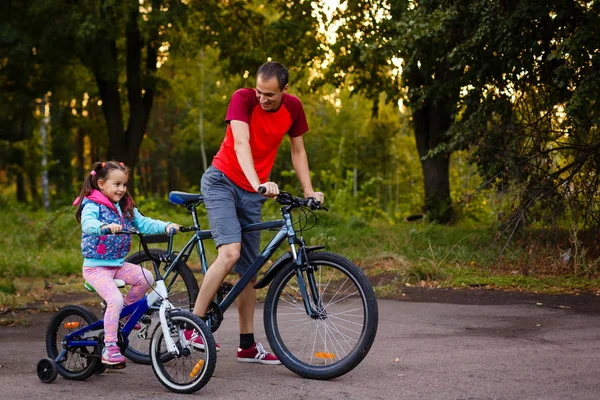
169,191,204,207
84,279,126,293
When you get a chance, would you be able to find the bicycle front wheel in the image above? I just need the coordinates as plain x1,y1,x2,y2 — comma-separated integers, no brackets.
264,251,378,380
124,249,199,364
150,310,216,394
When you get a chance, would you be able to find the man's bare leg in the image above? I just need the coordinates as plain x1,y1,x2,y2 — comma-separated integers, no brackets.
236,280,256,334
193,242,241,317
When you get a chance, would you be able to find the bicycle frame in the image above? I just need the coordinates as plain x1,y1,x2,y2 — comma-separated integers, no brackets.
167,199,323,323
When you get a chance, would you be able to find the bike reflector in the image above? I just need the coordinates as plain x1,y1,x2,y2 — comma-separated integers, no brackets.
189,360,205,378
314,352,335,359
63,322,80,329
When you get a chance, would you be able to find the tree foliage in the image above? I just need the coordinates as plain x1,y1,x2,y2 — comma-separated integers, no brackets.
312,0,463,222
305,0,599,230
445,0,600,233
2,0,598,240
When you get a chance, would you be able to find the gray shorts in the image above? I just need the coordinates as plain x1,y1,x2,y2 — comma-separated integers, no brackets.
201,165,266,275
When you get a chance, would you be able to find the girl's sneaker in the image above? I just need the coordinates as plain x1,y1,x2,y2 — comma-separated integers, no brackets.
102,345,126,366
184,328,221,352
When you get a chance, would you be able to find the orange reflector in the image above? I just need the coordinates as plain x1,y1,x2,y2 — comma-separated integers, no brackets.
315,352,335,359
63,322,80,329
189,360,205,378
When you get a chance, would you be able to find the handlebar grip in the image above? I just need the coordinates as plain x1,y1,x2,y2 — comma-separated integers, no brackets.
101,228,139,235
305,197,328,211
257,186,266,194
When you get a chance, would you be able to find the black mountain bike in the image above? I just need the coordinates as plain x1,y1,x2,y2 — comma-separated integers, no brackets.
126,190,379,380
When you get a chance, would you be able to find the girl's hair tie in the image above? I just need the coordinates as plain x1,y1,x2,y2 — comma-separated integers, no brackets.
90,170,96,176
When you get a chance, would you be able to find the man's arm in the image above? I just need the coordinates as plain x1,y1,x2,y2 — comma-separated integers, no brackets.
231,120,262,192
290,135,324,202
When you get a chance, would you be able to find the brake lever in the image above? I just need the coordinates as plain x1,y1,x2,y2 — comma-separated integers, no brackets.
305,197,327,211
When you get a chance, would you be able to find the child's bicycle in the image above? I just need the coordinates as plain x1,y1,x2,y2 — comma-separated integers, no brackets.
36,229,217,394
125,188,379,380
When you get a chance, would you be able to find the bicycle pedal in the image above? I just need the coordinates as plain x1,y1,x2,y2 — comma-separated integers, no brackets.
106,363,127,370
219,282,233,295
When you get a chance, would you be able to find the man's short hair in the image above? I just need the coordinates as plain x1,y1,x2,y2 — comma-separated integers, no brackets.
256,62,288,91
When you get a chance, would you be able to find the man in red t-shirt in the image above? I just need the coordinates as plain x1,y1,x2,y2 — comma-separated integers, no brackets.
188,62,324,364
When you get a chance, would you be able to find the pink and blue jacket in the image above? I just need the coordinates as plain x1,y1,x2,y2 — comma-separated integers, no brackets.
78,190,170,267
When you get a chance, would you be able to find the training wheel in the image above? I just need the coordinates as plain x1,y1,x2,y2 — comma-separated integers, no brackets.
37,358,58,383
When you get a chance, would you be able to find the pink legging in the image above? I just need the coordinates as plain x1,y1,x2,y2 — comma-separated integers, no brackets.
82,262,154,344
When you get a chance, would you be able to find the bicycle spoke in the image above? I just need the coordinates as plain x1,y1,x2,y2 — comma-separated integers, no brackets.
269,257,372,371
150,312,215,393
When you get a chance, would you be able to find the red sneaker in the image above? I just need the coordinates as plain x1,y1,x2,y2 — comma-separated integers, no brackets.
184,328,220,352
237,343,281,365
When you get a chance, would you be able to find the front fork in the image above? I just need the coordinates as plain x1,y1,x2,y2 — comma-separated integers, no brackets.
291,241,325,319
154,280,180,355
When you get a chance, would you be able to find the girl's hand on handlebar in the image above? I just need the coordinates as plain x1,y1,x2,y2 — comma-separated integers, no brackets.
257,182,279,197
165,223,180,234
101,223,122,234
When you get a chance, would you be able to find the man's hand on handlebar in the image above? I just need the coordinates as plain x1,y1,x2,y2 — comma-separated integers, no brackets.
256,182,280,197
304,191,324,204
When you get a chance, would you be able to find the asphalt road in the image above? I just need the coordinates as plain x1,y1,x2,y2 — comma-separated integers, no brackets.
1,297,600,399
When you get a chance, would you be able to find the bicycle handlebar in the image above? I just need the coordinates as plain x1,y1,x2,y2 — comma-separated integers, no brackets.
274,191,328,211
100,227,179,236
256,186,326,211
99,227,179,263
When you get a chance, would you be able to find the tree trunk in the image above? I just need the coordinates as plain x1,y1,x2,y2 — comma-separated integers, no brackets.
12,146,26,203
412,102,454,223
40,98,50,211
92,4,157,195
94,35,126,161
123,4,157,194
198,50,208,172
75,127,85,184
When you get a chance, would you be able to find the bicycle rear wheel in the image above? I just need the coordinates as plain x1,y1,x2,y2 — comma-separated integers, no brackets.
123,249,199,364
45,305,101,380
150,310,216,393
264,251,378,380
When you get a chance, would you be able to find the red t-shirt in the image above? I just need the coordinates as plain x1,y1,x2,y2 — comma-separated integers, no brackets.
212,88,309,192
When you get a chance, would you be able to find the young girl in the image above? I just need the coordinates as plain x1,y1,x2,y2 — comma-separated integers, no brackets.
74,161,179,366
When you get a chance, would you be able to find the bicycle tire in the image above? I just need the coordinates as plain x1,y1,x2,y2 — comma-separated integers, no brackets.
45,305,101,381
123,249,199,364
150,310,216,394
37,358,58,383
264,251,378,380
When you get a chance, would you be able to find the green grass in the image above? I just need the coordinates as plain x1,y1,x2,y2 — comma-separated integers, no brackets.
1,200,599,310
